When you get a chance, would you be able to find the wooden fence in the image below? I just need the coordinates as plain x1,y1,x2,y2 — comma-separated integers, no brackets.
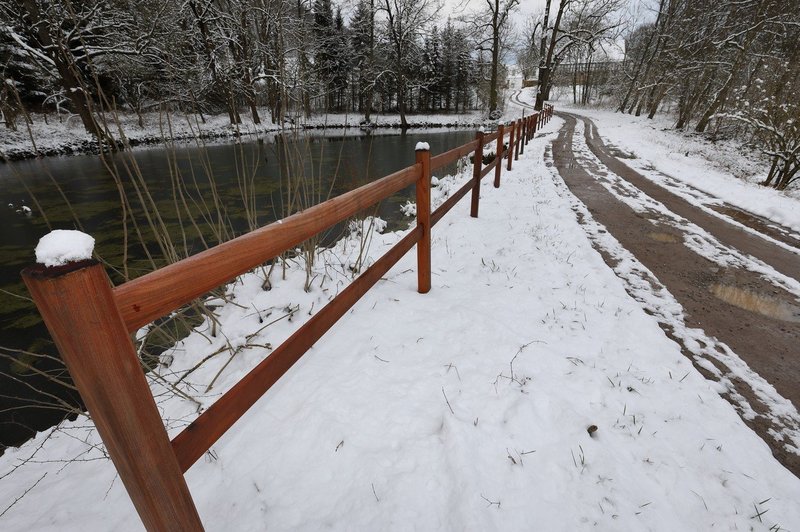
22,104,554,531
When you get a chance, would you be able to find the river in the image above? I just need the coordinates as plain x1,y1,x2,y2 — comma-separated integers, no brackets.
0,128,476,451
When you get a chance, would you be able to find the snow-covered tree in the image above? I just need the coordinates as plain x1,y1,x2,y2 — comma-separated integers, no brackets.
376,0,441,127
467,0,520,113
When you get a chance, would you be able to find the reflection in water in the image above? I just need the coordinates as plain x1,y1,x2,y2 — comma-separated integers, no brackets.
0,128,476,449
711,283,800,323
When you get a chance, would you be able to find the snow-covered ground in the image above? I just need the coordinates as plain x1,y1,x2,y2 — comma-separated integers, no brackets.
0,108,487,161
1,112,799,531
545,93,800,233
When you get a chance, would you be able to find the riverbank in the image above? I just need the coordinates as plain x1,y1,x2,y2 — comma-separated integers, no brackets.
0,108,488,162
1,114,799,531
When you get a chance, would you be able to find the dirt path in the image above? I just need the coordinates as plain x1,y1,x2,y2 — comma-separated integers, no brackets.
550,111,800,476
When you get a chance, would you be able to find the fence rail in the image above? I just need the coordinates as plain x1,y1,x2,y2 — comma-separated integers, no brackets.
22,104,554,531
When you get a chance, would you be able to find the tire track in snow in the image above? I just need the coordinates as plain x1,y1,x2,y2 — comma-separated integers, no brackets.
549,112,800,476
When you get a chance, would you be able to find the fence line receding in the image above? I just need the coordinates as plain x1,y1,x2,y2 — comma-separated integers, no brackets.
22,104,554,531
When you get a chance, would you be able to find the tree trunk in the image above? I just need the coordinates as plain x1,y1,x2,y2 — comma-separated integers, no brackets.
488,0,501,112
618,0,664,112
695,18,761,132
398,82,409,128
21,0,110,142
541,1,566,104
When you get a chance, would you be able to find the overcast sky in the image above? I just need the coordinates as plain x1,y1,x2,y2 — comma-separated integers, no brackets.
447,0,550,20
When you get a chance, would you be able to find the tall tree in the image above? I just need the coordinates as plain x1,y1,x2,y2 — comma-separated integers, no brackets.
0,0,159,141
377,0,441,128
469,0,520,113
350,0,376,120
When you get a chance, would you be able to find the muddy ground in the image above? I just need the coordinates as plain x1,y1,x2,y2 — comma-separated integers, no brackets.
550,112,800,477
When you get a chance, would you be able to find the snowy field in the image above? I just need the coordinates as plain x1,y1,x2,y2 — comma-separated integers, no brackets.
0,108,487,161
1,115,799,531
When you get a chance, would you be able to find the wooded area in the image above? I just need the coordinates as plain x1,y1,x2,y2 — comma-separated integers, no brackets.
615,0,800,190
516,0,799,191
0,0,522,135
0,0,536,136
1,0,798,189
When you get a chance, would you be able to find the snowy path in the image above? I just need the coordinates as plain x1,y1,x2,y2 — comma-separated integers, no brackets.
1,114,800,531
552,111,800,476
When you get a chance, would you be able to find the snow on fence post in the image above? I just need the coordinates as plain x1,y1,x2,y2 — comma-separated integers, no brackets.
494,123,504,188
21,232,204,532
507,121,516,171
471,130,485,218
415,143,432,294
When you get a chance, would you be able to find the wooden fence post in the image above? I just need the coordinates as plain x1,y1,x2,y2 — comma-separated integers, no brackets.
519,118,526,155
532,113,538,138
494,123,504,188
22,260,204,532
507,121,515,171
470,130,484,218
415,144,431,294
514,119,521,161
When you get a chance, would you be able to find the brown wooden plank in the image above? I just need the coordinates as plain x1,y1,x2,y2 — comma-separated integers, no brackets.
115,165,421,332
483,130,500,144
171,227,423,472
507,121,515,171
470,131,484,218
430,139,479,171
415,147,431,294
23,262,204,531
494,124,504,188
480,157,498,178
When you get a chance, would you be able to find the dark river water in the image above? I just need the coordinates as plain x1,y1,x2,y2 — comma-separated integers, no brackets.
0,128,475,450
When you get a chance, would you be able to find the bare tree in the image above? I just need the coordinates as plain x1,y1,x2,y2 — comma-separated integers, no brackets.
467,0,520,113
377,0,441,128
0,0,164,141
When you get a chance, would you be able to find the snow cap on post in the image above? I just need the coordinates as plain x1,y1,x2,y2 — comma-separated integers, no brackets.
415,141,430,151
35,230,95,267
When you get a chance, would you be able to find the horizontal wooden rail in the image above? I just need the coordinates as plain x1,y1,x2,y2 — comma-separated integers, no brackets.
171,226,423,472
431,178,476,226
115,164,421,332
430,139,479,170
480,157,499,179
483,130,500,144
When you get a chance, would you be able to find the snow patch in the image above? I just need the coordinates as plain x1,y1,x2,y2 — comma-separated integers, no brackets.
415,141,430,151
34,230,95,267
